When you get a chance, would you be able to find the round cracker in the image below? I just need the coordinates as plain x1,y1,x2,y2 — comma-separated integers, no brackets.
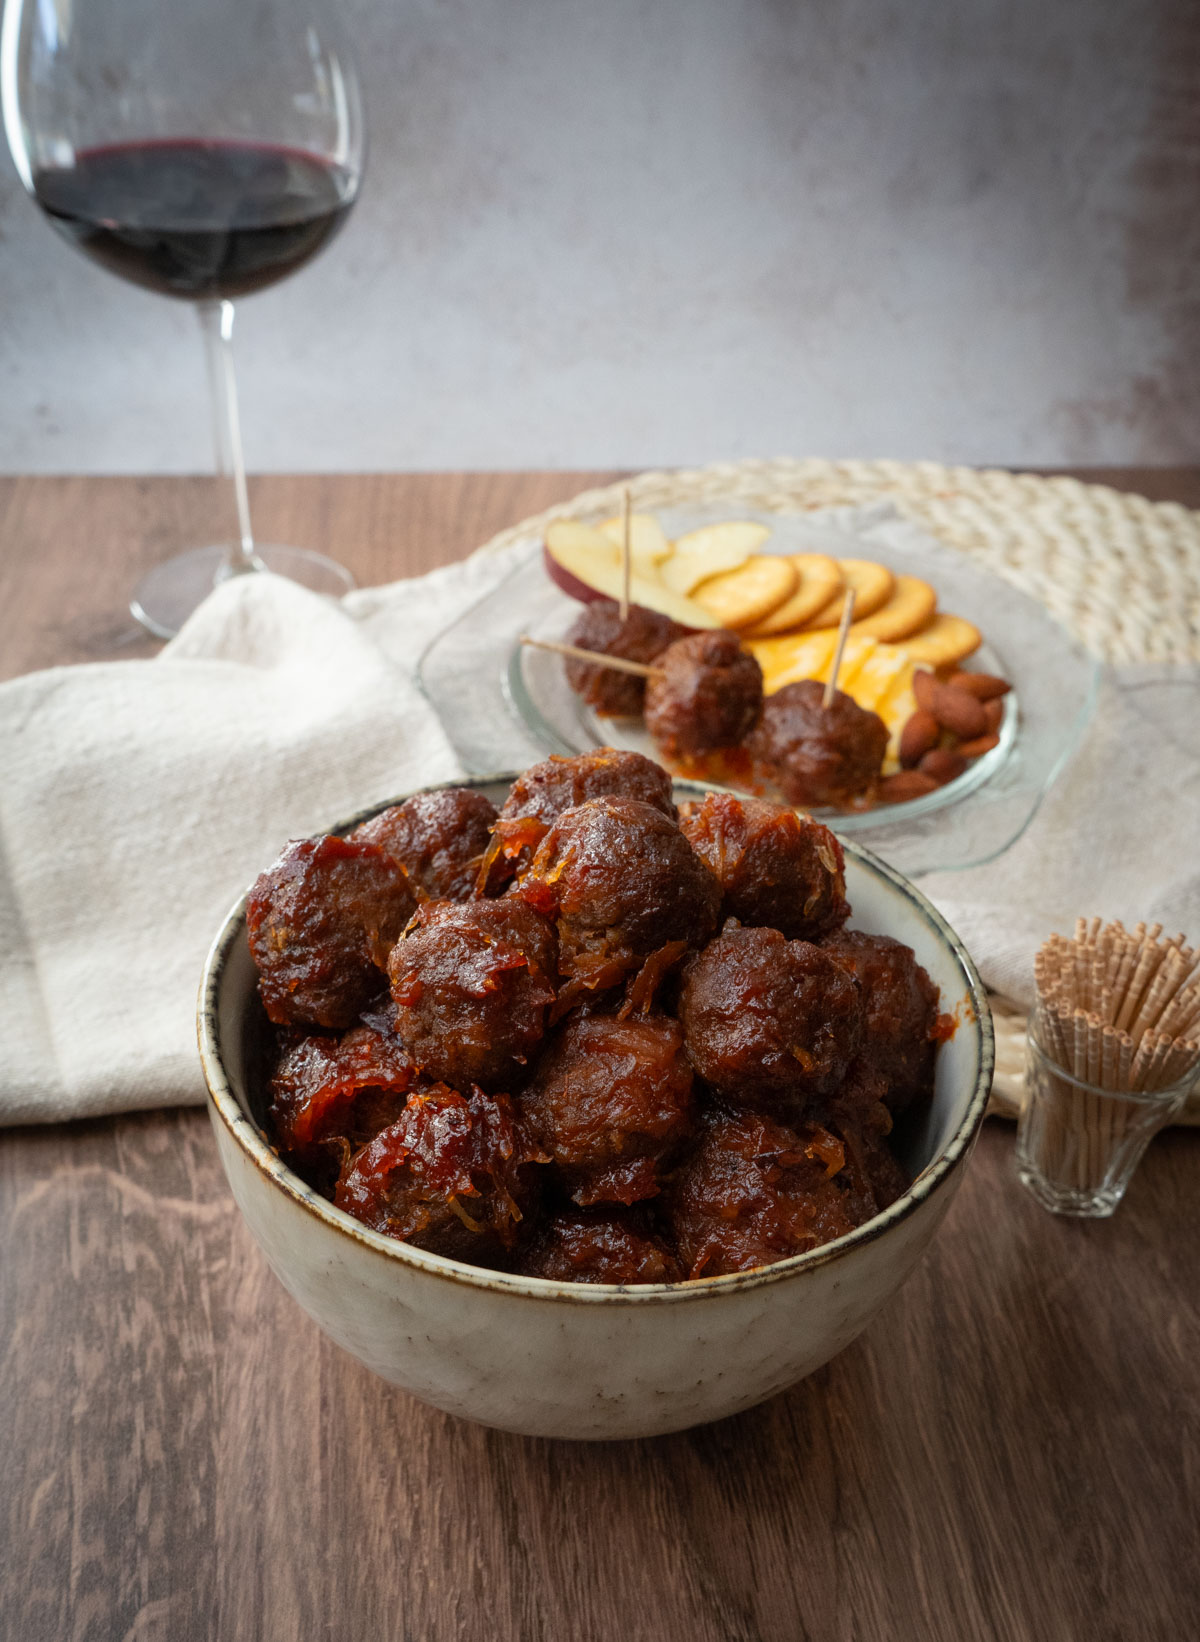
849,574,937,643
898,613,983,668
693,555,798,629
741,553,843,637
803,559,895,628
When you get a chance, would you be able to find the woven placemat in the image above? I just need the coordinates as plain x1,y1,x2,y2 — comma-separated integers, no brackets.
476,457,1200,1121
477,457,1200,665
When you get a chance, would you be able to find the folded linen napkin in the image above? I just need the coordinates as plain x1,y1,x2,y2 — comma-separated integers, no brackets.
2,523,1197,1126
0,548,521,1124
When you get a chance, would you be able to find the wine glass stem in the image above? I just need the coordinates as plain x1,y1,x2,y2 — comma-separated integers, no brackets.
198,298,260,575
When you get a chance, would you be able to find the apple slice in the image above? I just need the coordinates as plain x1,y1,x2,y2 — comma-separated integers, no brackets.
543,519,719,628
659,520,771,595
597,512,673,570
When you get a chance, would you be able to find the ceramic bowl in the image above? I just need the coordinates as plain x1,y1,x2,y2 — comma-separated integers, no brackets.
199,776,993,1441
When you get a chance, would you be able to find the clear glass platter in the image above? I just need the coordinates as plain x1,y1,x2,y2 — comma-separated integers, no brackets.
418,506,1100,878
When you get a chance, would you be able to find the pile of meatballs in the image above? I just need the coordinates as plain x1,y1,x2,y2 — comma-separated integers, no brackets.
564,599,889,809
248,749,945,1285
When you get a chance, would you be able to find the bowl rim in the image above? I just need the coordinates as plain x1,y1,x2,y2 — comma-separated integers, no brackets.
199,773,995,1307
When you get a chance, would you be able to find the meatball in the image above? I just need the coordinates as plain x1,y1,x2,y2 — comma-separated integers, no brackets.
563,600,686,717
519,1014,695,1206
667,1108,860,1278
822,930,939,1112
679,924,863,1113
517,796,721,988
387,899,557,1091
748,680,888,808
644,629,764,760
818,1056,911,1214
334,1085,530,1263
488,749,678,882
247,835,417,1029
269,1022,415,1174
498,748,675,833
679,792,849,941
352,787,498,901
520,1210,683,1285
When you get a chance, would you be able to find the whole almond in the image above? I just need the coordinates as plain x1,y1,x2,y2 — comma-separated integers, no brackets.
878,770,940,804
958,731,1001,759
982,697,1004,732
948,671,1010,702
899,709,940,768
927,681,989,739
912,670,939,713
918,747,967,784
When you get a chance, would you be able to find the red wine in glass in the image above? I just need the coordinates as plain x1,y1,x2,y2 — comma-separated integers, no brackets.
32,139,357,301
4,0,365,637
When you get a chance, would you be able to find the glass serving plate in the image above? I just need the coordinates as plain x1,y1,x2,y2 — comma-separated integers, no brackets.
418,507,1099,878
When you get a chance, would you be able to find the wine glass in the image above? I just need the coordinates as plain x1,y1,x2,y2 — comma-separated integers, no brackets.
1,0,365,638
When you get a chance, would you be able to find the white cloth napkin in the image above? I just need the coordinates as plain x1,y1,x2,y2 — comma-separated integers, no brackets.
2,524,1197,1126
0,548,521,1124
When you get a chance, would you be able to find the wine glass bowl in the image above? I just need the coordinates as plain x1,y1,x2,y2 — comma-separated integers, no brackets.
28,139,358,303
2,0,365,637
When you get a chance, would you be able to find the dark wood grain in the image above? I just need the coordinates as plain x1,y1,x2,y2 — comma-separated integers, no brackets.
2,469,1198,1642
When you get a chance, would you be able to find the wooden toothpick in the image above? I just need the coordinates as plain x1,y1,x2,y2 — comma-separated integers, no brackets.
619,487,633,622
520,634,660,678
823,587,857,708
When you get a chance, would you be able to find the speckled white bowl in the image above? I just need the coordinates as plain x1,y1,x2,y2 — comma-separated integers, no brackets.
199,776,993,1440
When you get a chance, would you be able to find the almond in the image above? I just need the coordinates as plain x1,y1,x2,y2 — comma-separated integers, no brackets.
926,681,989,739
918,747,968,784
912,669,939,713
877,770,940,804
958,731,1001,759
947,671,1010,702
982,698,1004,732
899,709,940,768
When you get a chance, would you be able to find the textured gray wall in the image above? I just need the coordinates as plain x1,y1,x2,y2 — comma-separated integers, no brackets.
1,0,1197,473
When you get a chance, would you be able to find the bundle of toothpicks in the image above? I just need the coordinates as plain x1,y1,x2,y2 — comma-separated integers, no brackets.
1024,920,1200,1196
1034,919,1200,1094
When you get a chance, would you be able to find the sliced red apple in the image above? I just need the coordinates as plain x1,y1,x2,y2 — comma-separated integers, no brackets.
597,512,672,569
544,519,720,628
659,520,772,594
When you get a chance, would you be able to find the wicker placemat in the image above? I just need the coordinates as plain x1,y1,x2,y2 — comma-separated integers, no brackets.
476,457,1200,1121
477,457,1200,665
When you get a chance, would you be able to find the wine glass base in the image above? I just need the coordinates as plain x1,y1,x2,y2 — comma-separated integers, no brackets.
130,543,356,640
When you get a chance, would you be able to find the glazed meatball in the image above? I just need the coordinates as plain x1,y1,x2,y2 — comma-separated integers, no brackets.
519,1210,683,1285
822,930,940,1112
748,680,888,808
488,749,678,881
518,796,721,987
564,600,686,717
247,835,418,1028
644,629,764,760
269,1022,415,1174
387,899,557,1091
334,1085,530,1263
679,792,850,941
679,924,863,1113
519,1014,695,1206
818,1056,911,1214
667,1108,860,1278
352,787,498,901
500,747,674,829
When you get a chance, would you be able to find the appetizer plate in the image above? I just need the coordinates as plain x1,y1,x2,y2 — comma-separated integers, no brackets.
419,509,1099,878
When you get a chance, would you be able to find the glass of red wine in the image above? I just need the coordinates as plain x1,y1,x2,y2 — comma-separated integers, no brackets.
1,0,365,637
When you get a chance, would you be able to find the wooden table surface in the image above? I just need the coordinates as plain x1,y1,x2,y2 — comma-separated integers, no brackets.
2,470,1198,1642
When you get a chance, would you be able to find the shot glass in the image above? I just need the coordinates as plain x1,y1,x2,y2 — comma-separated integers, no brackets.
1015,1017,1196,1218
